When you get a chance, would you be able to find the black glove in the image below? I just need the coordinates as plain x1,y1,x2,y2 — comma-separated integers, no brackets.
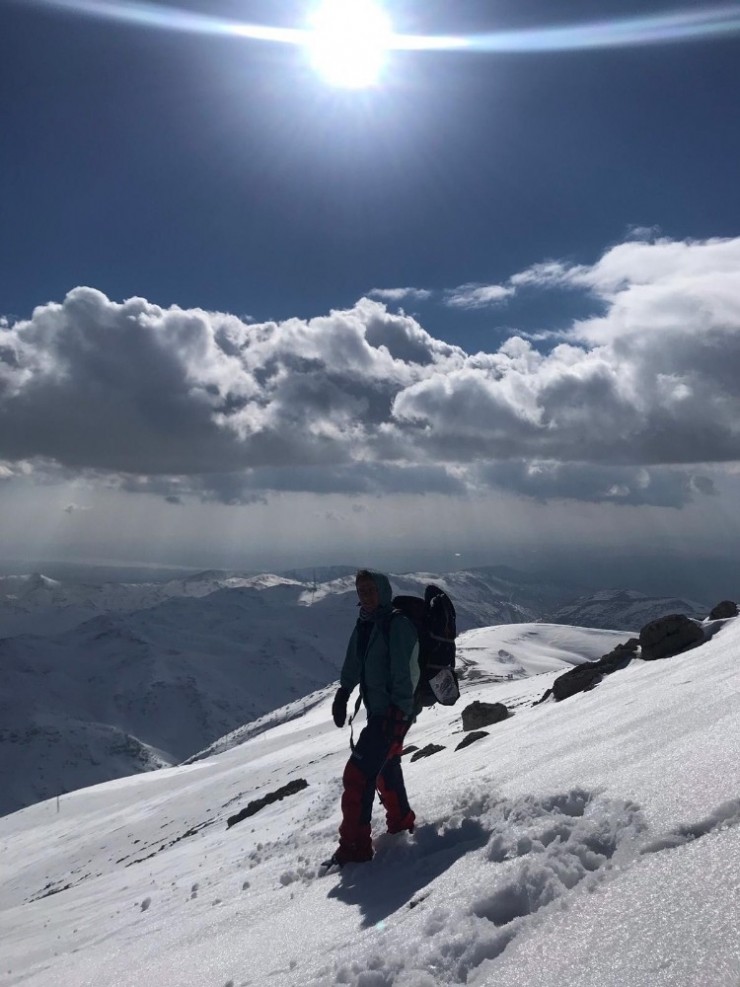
332,687,349,728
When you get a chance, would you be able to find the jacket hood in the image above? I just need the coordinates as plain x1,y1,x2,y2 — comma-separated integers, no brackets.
360,569,393,611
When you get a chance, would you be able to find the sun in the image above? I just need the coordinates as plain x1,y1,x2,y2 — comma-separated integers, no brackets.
306,0,393,88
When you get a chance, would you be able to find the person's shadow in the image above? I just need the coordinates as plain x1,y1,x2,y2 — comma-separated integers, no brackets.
326,817,490,927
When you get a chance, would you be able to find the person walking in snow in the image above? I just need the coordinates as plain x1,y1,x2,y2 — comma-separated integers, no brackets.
328,568,420,867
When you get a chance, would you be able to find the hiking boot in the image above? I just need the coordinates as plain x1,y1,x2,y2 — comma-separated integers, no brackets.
331,841,374,867
386,810,415,835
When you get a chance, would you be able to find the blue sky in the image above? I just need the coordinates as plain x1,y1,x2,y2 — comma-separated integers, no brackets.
1,0,740,582
3,0,740,337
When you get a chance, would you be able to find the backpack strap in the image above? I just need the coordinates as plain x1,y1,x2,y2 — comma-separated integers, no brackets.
379,610,398,649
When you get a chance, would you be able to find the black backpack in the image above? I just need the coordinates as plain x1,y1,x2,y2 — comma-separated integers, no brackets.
386,585,459,707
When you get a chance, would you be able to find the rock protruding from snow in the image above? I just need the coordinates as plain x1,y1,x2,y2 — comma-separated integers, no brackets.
709,600,738,620
456,730,489,751
540,638,640,702
593,638,640,671
410,743,446,762
551,664,604,701
639,613,705,661
462,701,509,731
226,779,308,829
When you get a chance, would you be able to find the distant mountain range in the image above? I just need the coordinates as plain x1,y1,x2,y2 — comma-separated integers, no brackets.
0,564,711,816
542,588,706,631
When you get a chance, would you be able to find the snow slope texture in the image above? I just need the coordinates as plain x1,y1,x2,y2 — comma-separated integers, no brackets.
0,619,738,986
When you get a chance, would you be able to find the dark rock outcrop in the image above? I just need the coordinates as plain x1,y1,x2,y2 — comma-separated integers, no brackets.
410,743,446,762
639,614,704,661
539,638,639,704
226,778,308,828
461,701,509,731
709,600,738,620
455,730,489,751
593,639,640,674
551,664,604,701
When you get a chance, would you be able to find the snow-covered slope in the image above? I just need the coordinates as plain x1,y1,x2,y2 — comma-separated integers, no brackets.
457,622,628,681
543,588,707,631
0,562,712,816
187,622,630,764
0,584,354,815
0,564,583,817
0,618,737,986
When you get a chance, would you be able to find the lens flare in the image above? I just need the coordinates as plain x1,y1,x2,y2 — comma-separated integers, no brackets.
24,1,740,62
307,0,393,89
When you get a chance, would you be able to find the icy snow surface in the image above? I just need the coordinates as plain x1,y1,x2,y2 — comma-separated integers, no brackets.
0,619,738,986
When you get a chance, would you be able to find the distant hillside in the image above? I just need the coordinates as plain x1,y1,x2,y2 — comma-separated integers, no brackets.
0,564,714,816
0,570,303,637
542,588,707,631
0,584,352,816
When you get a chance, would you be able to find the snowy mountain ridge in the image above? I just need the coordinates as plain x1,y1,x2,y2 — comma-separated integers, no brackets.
1,616,738,986
0,566,714,817
543,588,706,630
0,569,304,637
0,584,354,816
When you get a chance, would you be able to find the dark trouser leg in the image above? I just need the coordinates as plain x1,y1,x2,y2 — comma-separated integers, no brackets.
376,723,415,833
338,716,392,854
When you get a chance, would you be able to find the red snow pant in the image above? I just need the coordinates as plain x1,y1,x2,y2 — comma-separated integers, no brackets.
338,710,414,859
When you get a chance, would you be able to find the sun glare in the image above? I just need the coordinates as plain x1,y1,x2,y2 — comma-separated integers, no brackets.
306,0,393,88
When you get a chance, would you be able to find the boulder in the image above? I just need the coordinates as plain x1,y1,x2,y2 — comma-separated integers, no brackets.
461,701,509,731
593,647,635,675
551,664,603,701
639,613,704,661
709,600,738,620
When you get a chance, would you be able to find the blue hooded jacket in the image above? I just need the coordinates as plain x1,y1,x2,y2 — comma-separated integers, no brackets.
340,571,420,718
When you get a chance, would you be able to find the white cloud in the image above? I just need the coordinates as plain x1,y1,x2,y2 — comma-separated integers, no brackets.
508,260,575,290
626,224,662,242
444,282,515,309
2,237,740,506
367,287,432,303
394,237,740,477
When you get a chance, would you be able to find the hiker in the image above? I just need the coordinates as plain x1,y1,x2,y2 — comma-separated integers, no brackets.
329,568,420,866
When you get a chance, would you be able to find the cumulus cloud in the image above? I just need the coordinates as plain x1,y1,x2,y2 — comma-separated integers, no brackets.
2,236,740,506
394,237,740,473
